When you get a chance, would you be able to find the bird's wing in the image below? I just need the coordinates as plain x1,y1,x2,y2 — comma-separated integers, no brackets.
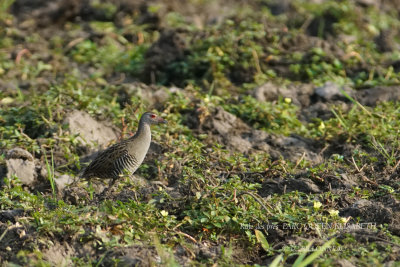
82,142,128,178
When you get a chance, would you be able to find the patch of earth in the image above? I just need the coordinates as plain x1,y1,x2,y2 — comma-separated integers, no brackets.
0,221,37,264
64,109,119,148
4,148,40,188
116,82,179,111
253,82,315,107
340,199,393,225
259,177,321,197
2,147,79,195
11,0,155,28
253,81,354,121
12,0,87,26
187,106,323,165
252,81,400,123
42,241,75,266
306,9,339,39
101,240,253,266
62,185,91,205
356,85,400,106
0,209,26,224
5,148,36,187
375,29,397,53
336,228,400,259
101,245,159,266
142,29,188,84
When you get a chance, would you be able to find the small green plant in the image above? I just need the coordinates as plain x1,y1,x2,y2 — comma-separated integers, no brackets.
43,148,56,199
292,239,336,267
224,95,304,135
265,238,336,266
0,0,399,265
269,254,284,267
153,234,179,267
255,229,270,252
0,0,14,22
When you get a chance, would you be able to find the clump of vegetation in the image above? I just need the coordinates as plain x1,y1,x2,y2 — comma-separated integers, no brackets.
0,0,400,266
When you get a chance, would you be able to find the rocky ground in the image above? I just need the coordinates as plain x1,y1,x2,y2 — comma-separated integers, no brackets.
1,0,400,266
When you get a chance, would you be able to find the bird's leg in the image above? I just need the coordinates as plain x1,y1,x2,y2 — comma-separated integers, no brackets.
98,177,118,199
88,180,94,200
108,177,118,189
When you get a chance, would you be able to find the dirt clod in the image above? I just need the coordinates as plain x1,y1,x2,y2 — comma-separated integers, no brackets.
64,110,119,148
0,209,25,223
2,0,400,265
42,241,75,267
54,174,75,193
259,177,321,196
356,86,400,106
6,156,37,186
314,82,354,102
340,199,394,225
6,148,34,161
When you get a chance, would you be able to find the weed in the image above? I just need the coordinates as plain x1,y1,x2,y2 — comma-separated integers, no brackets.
0,0,14,23
42,147,56,199
1,0,399,265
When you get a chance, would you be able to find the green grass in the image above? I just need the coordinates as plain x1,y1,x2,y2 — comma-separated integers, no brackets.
1,0,400,265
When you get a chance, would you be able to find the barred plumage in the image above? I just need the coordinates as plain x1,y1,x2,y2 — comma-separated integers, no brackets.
81,112,167,187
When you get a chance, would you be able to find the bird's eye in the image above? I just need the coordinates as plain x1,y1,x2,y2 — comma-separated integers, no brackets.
150,114,156,118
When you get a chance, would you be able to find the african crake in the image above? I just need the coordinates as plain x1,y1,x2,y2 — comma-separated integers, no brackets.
81,112,167,188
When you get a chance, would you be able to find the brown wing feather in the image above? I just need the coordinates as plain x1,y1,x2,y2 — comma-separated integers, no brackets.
82,141,129,179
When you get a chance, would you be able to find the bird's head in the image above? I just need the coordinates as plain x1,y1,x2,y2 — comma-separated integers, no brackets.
141,112,168,125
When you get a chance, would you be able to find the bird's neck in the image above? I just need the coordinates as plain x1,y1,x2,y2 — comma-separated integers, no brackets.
133,120,151,142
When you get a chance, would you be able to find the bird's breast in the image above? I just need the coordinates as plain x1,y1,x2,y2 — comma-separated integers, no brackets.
127,135,151,167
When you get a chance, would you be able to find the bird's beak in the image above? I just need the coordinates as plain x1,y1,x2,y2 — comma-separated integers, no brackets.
158,117,168,124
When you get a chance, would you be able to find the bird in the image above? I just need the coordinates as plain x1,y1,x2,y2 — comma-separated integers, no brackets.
81,112,167,191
